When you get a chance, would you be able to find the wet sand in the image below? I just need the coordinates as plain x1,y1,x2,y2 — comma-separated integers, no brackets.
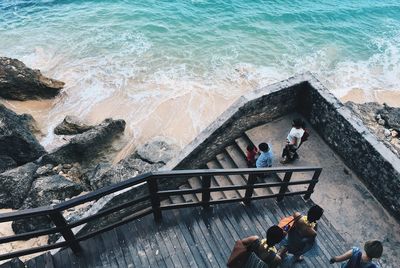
0,209,48,264
2,86,400,161
341,88,400,107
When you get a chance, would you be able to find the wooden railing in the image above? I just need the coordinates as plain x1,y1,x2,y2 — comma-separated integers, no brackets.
0,166,321,261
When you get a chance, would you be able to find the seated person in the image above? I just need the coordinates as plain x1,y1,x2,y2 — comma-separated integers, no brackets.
246,144,259,167
283,205,324,262
256,143,273,168
243,225,286,268
330,240,383,268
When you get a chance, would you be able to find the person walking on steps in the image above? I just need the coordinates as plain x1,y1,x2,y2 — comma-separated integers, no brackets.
330,240,383,268
281,118,308,164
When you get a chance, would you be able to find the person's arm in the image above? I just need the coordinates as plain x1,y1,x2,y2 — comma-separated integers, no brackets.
292,213,317,237
303,226,317,237
295,136,301,148
267,154,272,167
269,254,282,268
241,235,259,247
330,249,353,263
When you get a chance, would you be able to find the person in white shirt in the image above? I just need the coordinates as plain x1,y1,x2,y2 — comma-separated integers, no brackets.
281,118,305,164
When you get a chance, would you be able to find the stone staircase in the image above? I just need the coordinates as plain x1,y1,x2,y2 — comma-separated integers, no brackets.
162,133,282,208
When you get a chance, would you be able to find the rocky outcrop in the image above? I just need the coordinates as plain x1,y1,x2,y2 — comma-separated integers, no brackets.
41,118,126,165
0,155,16,173
345,102,400,156
12,175,83,234
378,104,400,131
21,175,83,208
54,115,93,135
86,156,163,190
136,136,180,164
0,163,39,209
0,104,46,168
0,57,64,100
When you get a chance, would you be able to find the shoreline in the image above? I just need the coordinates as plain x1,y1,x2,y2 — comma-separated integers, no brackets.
2,86,399,161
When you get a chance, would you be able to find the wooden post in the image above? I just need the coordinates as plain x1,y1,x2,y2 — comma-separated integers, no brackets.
304,168,321,200
277,172,293,202
49,211,81,254
201,175,211,209
244,174,257,205
147,178,162,222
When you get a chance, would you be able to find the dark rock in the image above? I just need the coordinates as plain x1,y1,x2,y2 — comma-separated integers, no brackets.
0,57,64,100
378,104,400,131
54,115,93,135
136,136,180,164
41,118,126,165
12,175,83,234
35,164,55,177
87,155,163,190
21,175,83,208
0,162,39,209
0,154,17,173
346,102,400,156
0,104,46,166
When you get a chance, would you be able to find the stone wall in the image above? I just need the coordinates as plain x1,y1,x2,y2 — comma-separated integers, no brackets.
299,77,400,221
166,78,308,170
78,72,400,237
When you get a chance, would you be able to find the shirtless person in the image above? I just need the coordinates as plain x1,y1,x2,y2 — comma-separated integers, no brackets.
281,205,324,262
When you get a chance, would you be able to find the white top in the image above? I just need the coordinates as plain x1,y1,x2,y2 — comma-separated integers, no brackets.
287,127,305,148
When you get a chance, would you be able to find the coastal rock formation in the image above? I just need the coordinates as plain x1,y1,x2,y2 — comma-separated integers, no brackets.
378,104,400,131
0,155,16,173
346,102,400,156
0,104,46,169
86,155,163,190
21,175,84,208
12,175,83,234
54,115,93,135
0,57,64,100
0,162,39,209
136,136,180,164
41,118,126,165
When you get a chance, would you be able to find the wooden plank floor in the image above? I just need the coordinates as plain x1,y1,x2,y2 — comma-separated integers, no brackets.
28,196,348,268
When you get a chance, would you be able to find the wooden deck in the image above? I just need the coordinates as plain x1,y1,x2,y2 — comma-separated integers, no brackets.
24,195,347,268
7,113,358,267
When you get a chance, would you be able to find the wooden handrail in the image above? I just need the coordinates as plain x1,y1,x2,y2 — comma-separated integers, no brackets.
0,166,322,261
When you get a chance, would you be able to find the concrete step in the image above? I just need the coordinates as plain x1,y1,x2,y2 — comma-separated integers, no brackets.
160,198,172,206
225,144,248,169
178,183,199,203
235,136,252,156
206,160,240,199
186,177,204,201
187,176,224,201
215,153,247,198
169,193,185,205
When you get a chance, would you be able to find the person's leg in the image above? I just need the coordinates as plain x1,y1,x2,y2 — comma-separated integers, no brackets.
281,145,290,164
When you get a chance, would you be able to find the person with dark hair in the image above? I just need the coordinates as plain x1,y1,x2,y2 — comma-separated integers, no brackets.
243,226,286,268
281,118,307,164
246,144,259,167
281,205,324,262
330,240,382,268
256,142,274,168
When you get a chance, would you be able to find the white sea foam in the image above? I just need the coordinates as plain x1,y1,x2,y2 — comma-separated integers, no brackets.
1,1,399,152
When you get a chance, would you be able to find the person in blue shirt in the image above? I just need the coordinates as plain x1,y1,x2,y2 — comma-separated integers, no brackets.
256,143,273,168
330,240,382,268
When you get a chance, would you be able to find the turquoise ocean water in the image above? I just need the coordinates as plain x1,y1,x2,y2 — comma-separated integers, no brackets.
1,0,400,148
